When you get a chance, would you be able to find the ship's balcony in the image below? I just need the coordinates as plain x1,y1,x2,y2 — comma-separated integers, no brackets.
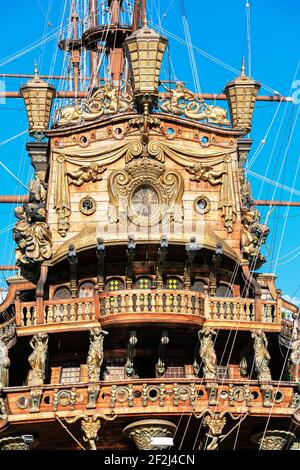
3,378,295,424
16,289,282,334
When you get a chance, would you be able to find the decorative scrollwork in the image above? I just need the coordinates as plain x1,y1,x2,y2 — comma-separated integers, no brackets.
159,82,230,126
56,83,133,126
13,172,52,265
53,388,77,411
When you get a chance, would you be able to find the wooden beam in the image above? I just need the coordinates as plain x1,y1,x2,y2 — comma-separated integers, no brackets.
255,200,300,207
0,91,293,101
0,195,28,203
0,266,19,271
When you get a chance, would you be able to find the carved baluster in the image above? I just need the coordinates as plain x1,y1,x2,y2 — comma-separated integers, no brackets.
77,303,83,321
32,306,37,325
136,294,141,313
232,302,238,320
105,297,111,315
20,306,25,326
223,301,228,320
53,305,60,323
219,301,225,320
84,302,91,320
91,302,95,320
187,294,193,315
26,307,32,326
173,294,179,313
158,293,163,313
48,305,53,323
262,304,266,322
212,301,218,319
128,293,134,313
63,303,69,322
245,302,251,321
150,293,155,312
266,304,272,323
166,294,171,313
70,303,76,321
193,295,199,315
120,293,126,313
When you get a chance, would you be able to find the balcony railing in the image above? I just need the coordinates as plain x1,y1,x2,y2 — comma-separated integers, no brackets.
16,289,281,328
4,378,293,419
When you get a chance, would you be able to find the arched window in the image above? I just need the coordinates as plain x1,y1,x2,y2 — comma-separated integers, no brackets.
216,285,233,298
134,277,152,289
78,281,95,298
191,280,207,294
53,286,71,300
164,277,183,290
105,278,125,292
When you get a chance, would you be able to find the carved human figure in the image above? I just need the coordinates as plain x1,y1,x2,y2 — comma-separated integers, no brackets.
66,163,106,186
289,340,300,381
0,339,10,387
28,333,49,386
28,171,47,204
13,200,52,265
160,82,193,114
87,326,108,382
251,330,272,381
199,327,217,379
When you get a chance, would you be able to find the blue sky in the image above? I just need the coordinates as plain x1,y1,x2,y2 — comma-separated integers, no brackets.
0,0,299,303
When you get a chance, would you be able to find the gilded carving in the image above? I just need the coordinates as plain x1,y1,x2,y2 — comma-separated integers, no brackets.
0,339,10,388
56,83,133,126
123,419,176,450
288,340,300,381
66,163,106,186
87,326,108,382
240,170,269,267
66,413,116,450
186,163,226,185
252,430,296,450
53,388,77,411
199,327,217,379
160,83,230,126
251,330,272,382
28,332,49,386
13,172,52,264
0,387,7,421
108,157,184,225
0,435,34,451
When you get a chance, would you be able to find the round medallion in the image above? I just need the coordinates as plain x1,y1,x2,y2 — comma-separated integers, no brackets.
194,196,210,214
80,196,96,215
131,185,160,219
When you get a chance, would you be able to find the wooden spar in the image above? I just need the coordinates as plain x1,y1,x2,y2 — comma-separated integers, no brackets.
254,200,300,207
0,196,299,207
0,265,19,271
71,1,80,103
89,0,99,89
0,91,293,101
0,196,28,203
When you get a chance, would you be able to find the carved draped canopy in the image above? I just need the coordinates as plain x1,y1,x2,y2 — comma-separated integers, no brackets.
53,139,237,237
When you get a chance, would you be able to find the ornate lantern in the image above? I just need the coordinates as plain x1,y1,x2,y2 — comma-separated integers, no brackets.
20,66,56,141
224,61,261,132
125,21,168,110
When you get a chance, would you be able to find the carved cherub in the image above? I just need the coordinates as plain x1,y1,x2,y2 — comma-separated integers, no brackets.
186,163,226,185
66,163,106,186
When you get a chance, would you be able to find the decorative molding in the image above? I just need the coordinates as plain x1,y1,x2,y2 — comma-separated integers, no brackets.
123,419,176,450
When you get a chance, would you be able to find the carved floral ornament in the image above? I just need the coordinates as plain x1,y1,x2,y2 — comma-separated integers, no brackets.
53,140,237,237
